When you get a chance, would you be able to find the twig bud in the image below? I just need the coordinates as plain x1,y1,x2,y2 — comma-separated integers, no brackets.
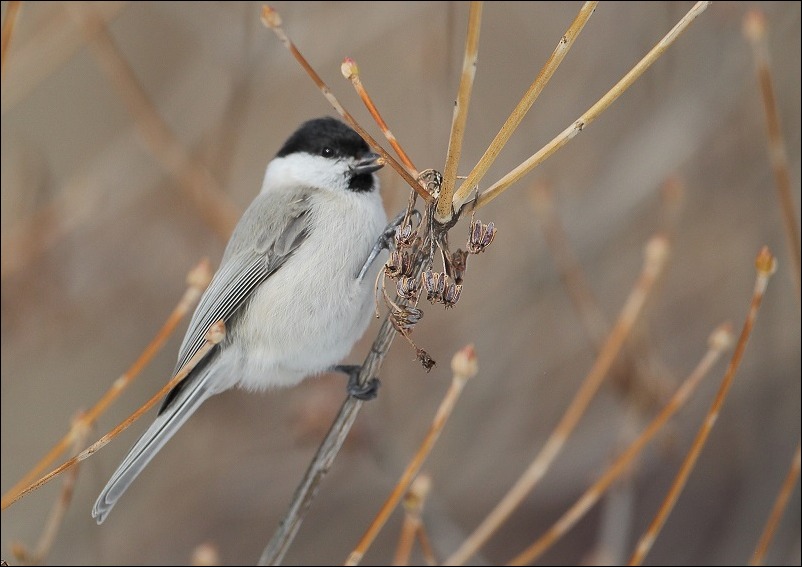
451,344,478,382
341,57,359,80
187,258,213,290
742,9,766,42
708,323,734,352
755,246,777,276
260,5,281,28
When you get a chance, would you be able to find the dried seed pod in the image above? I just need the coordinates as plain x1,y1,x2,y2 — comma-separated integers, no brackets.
468,218,497,254
449,248,469,284
443,282,463,308
391,305,423,334
385,249,411,279
396,275,418,300
481,221,496,248
422,270,447,304
394,223,417,249
416,348,436,372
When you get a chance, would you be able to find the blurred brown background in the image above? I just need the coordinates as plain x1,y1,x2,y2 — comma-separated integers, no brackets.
1,2,800,565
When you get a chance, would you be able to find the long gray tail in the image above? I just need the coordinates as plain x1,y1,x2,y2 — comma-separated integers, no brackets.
92,373,214,524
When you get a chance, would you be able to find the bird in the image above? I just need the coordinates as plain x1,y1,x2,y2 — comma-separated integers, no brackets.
92,116,389,524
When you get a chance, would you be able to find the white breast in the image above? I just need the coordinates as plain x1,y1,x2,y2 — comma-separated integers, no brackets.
230,185,387,391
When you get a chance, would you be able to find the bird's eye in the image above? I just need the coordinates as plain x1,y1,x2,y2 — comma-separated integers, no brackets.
321,147,334,158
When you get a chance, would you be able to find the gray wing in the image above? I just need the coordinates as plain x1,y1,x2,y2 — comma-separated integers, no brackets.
167,191,312,405
92,191,312,524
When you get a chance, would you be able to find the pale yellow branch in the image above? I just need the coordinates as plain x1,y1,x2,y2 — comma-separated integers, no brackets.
743,9,801,302
392,474,432,566
436,1,483,223
452,1,598,212
469,1,711,212
10,411,90,565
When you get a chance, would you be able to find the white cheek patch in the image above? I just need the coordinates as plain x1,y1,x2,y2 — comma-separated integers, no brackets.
261,153,351,195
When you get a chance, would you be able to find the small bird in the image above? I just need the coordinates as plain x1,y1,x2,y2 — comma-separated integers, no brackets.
92,117,389,523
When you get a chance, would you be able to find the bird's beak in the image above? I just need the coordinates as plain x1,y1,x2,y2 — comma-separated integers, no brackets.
351,152,384,175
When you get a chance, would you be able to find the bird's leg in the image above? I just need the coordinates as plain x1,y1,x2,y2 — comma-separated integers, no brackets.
332,364,380,401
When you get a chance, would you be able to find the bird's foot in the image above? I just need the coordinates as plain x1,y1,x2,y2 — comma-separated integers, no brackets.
333,364,381,401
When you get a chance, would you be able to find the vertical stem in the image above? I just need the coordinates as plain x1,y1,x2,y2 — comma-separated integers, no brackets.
452,1,598,212
743,10,801,301
436,1,483,223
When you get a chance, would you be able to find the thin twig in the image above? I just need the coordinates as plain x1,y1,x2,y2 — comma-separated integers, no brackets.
507,323,734,565
2,320,226,508
1,0,22,77
67,2,242,241
393,510,418,567
1,259,212,510
392,474,432,566
10,411,90,565
260,5,431,203
345,345,478,566
436,1,482,224
466,1,711,212
445,234,671,566
341,57,418,175
416,523,438,567
750,443,802,565
257,308,402,566
743,10,801,302
628,247,778,566
452,1,598,212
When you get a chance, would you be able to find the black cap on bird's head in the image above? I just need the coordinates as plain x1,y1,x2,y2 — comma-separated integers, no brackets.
275,117,371,161
276,117,382,192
